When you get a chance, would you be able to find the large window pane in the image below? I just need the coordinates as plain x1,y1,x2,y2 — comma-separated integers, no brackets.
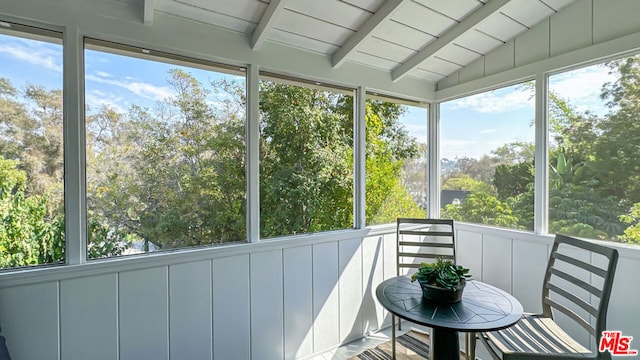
85,42,246,258
440,83,535,230
259,77,353,237
548,57,640,245
365,96,427,225
0,25,64,268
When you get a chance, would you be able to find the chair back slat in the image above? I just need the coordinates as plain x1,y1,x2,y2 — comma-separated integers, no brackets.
542,234,619,348
396,218,455,274
548,268,603,298
545,283,598,317
552,252,607,278
543,298,596,336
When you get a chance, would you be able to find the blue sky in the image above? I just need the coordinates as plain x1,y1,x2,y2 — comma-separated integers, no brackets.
0,33,615,160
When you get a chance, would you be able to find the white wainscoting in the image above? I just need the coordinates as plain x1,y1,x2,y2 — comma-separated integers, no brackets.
1,224,639,360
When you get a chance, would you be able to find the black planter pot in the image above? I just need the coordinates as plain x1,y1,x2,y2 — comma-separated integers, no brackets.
418,279,466,303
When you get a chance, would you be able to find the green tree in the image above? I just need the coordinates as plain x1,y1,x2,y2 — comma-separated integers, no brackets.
0,156,64,267
441,191,519,228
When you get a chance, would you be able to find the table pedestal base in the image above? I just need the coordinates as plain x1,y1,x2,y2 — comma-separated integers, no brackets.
431,328,459,359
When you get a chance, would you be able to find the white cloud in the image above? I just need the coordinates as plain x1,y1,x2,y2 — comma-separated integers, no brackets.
86,73,173,102
479,128,497,134
85,89,125,114
448,85,534,113
549,65,616,116
0,42,62,72
95,71,112,78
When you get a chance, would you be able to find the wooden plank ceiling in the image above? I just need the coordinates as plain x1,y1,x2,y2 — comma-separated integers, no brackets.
145,0,577,84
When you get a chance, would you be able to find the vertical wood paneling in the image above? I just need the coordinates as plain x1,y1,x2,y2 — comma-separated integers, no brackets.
283,246,314,359
60,274,117,360
213,255,250,360
515,19,549,67
456,230,483,281
593,0,640,44
550,0,593,56
485,39,515,76
361,235,384,334
169,261,212,360
601,256,640,352
250,250,284,360
0,283,59,360
482,235,512,292
459,57,485,84
512,239,548,313
339,238,362,343
119,267,169,360
312,242,339,353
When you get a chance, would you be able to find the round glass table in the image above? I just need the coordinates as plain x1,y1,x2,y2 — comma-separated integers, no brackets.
376,276,523,359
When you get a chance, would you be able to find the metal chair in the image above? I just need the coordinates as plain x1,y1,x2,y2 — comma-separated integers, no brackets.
393,218,475,359
478,233,619,360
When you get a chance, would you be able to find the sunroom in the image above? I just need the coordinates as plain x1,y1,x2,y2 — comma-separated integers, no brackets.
1,0,639,359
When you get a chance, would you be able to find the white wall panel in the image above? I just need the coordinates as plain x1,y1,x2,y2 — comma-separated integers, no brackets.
361,235,384,334
511,239,548,313
339,238,363,343
515,19,549,67
283,246,314,359
312,242,340,353
3,228,640,360
593,0,640,44
212,255,250,360
484,39,515,76
250,250,284,360
169,261,212,360
456,230,483,281
0,283,59,360
550,0,593,56
603,256,640,350
481,235,512,292
60,274,117,360
119,267,169,360
458,56,484,84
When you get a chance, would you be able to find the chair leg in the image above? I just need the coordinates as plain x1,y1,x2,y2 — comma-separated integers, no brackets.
465,332,476,360
391,314,397,360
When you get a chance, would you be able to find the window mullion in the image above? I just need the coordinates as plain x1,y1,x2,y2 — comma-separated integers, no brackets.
247,64,260,243
354,86,366,229
428,102,440,219
534,73,549,235
63,27,87,264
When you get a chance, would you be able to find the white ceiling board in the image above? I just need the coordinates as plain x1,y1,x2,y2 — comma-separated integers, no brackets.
348,51,401,70
276,9,355,46
392,1,457,36
371,20,436,51
500,0,555,27
434,43,482,65
285,0,372,31
413,0,483,21
175,0,266,23
155,0,256,33
418,57,463,75
268,28,341,54
409,67,446,82
541,0,574,11
358,36,417,63
475,12,528,42
454,29,504,54
339,0,386,13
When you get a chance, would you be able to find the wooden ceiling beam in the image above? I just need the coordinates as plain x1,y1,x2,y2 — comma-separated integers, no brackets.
331,0,407,69
391,0,511,81
251,0,287,51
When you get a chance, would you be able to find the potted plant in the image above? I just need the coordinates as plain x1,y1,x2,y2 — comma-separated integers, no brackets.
410,258,471,303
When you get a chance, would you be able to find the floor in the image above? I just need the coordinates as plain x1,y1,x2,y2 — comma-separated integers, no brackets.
308,325,489,360
309,326,407,360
